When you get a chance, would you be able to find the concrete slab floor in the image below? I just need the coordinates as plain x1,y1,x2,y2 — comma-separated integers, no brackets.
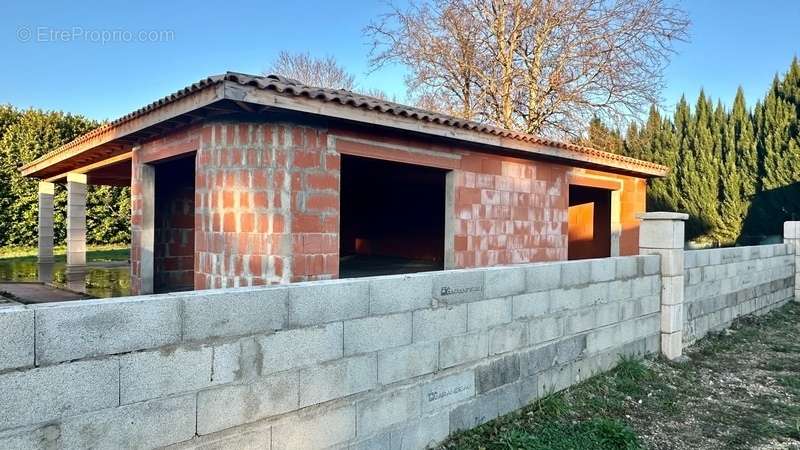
0,282,91,304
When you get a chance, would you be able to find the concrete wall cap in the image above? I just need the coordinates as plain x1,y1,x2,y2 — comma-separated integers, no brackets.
637,212,689,221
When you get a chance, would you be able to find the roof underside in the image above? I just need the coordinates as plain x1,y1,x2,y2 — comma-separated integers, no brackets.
20,72,668,182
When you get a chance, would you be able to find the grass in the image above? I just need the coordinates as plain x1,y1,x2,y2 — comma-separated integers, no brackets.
439,302,800,450
0,245,129,262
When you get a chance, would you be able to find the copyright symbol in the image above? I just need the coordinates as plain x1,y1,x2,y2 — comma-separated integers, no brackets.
17,27,32,42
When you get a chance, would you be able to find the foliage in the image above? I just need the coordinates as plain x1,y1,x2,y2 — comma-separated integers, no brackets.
595,58,800,244
367,0,690,137
0,106,130,247
265,51,393,100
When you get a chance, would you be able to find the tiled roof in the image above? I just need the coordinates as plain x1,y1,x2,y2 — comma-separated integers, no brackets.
22,72,668,177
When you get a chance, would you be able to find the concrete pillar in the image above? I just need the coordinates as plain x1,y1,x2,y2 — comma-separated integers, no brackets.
638,211,688,361
66,173,87,290
784,221,800,302
37,181,55,264
443,171,456,270
66,173,87,268
610,190,622,257
139,164,156,294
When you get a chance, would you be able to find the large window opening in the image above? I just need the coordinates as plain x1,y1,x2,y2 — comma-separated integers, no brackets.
339,155,447,278
153,153,195,292
568,184,612,260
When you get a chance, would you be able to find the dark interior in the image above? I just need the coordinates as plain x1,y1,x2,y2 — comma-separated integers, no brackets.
153,154,195,293
339,155,447,278
567,184,612,260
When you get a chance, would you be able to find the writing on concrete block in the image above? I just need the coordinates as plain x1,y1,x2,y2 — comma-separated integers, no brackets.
422,372,475,412
440,286,482,297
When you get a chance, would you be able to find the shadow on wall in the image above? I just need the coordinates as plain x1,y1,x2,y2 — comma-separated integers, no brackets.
740,182,800,245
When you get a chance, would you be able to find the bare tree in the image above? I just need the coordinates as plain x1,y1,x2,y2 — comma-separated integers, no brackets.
366,0,689,137
266,51,357,90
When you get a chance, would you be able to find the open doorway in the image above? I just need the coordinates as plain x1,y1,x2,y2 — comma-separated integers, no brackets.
153,153,195,292
568,184,611,260
339,155,447,278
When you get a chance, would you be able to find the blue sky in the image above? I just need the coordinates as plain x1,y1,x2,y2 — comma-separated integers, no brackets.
1,0,798,122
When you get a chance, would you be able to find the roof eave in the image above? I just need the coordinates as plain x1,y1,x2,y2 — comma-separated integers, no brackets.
20,74,667,180
19,79,226,178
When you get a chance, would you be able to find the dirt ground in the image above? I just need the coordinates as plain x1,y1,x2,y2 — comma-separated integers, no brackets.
440,302,800,450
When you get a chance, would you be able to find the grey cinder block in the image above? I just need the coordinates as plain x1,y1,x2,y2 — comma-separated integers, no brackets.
433,270,485,305
356,387,421,437
483,266,526,298
590,259,616,282
449,393,499,433
120,345,213,404
196,371,299,434
389,410,450,450
512,291,550,320
412,305,467,342
0,359,119,430
61,395,196,449
560,261,591,287
344,313,412,355
369,273,433,314
526,263,561,292
0,306,33,371
439,331,489,369
467,298,512,331
522,342,557,375
258,322,343,375
288,279,369,327
488,322,527,356
420,371,475,413
271,403,356,450
377,341,438,385
34,295,181,364
528,315,563,345
555,334,587,364
476,354,521,394
298,354,377,407
180,287,288,341
0,424,61,450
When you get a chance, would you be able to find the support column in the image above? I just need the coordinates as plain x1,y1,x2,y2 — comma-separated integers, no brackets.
638,212,688,361
138,163,156,294
784,222,800,302
610,190,622,257
37,181,55,264
65,173,87,291
66,173,87,268
443,171,456,270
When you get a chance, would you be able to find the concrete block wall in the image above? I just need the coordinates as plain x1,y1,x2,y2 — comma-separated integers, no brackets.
0,255,661,450
683,243,795,345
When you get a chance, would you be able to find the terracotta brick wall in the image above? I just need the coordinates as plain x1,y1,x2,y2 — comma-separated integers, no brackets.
153,156,195,292
194,122,338,288
450,155,569,267
130,118,648,293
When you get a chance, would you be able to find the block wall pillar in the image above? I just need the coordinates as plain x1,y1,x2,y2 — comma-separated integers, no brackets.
37,181,55,264
638,211,688,360
66,173,87,268
784,221,800,302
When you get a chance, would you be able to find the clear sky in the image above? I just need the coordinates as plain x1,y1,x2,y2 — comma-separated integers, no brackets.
1,0,798,122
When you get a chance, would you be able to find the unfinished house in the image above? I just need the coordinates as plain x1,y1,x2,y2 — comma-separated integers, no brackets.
20,73,667,295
